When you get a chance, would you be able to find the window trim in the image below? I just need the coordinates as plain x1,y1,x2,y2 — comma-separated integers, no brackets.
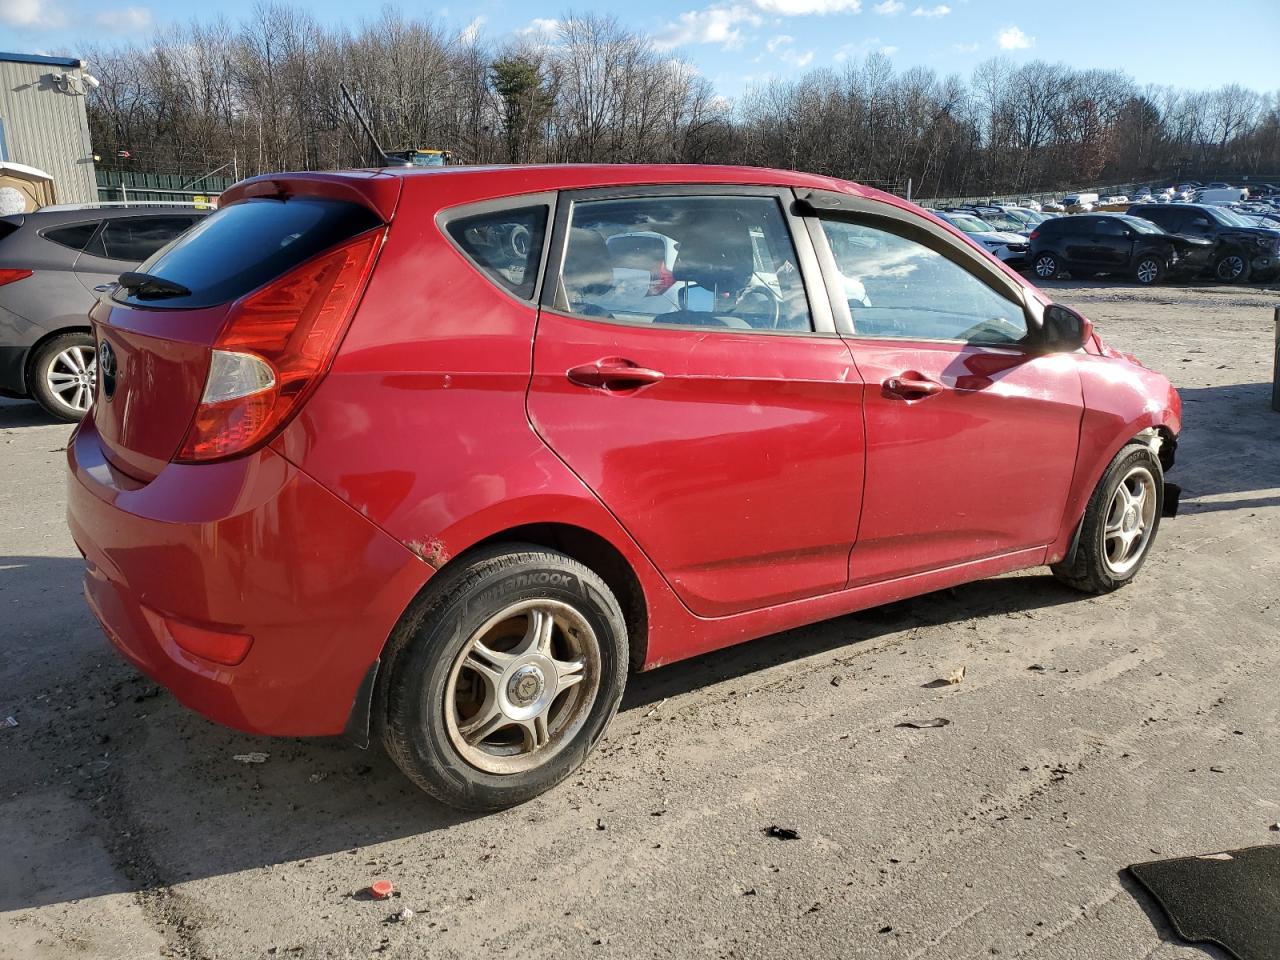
435,191,558,304
798,189,1036,347
540,184,837,337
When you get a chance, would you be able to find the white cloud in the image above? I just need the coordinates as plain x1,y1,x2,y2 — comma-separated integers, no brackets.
653,6,763,50
460,15,486,45
953,41,979,53
996,24,1033,49
95,6,152,31
766,34,795,51
2,0,66,28
834,36,886,62
518,17,560,37
752,0,860,11
781,47,815,67
911,4,950,17
873,0,904,13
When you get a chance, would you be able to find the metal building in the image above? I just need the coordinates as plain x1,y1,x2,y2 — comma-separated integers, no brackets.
0,52,98,205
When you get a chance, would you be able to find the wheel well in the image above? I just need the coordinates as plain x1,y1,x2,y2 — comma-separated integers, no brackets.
470,523,649,672
22,326,92,390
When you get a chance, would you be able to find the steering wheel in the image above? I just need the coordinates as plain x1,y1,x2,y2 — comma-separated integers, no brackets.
732,283,783,329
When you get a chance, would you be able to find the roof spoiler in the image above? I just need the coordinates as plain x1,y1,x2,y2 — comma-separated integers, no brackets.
218,172,403,223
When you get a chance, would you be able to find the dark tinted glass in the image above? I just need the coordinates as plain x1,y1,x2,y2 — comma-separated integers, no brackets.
115,199,380,309
1094,219,1128,236
43,220,100,251
446,206,547,300
88,217,197,262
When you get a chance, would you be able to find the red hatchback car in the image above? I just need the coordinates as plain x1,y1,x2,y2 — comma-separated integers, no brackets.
67,165,1181,810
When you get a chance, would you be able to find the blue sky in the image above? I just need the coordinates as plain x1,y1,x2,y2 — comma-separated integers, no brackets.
3,0,1278,99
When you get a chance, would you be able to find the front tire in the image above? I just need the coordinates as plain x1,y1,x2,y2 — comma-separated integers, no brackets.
1052,443,1165,594
29,332,96,422
381,545,628,811
1215,253,1251,284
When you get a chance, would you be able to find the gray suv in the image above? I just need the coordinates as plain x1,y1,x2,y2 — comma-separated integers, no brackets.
0,206,205,420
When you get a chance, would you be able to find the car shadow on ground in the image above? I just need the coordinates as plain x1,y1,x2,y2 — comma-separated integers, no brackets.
0,397,69,429
0,554,1085,914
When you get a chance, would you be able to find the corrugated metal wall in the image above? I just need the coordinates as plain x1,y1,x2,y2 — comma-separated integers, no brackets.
0,59,98,204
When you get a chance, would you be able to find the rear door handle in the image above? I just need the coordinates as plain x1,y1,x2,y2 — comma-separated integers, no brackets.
567,358,665,390
883,374,944,400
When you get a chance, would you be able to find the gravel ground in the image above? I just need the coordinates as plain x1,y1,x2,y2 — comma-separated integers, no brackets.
2,279,1278,960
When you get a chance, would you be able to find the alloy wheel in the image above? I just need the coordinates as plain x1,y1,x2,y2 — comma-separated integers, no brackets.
1102,465,1157,577
44,345,97,414
1216,255,1245,281
1034,255,1057,278
1136,259,1160,284
443,599,601,775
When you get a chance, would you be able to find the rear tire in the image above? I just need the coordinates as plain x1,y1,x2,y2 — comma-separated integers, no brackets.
1133,255,1163,285
381,544,628,811
28,332,96,422
1052,443,1165,594
1214,253,1251,284
1033,252,1060,280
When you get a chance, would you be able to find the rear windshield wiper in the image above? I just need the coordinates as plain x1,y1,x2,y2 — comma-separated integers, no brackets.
118,271,192,299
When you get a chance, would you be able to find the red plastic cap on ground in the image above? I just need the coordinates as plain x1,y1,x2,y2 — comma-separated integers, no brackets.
369,880,394,900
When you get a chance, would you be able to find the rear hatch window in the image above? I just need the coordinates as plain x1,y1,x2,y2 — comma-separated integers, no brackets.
93,194,385,481
113,198,381,309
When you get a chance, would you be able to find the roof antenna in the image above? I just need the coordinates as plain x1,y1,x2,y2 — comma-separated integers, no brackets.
339,82,407,168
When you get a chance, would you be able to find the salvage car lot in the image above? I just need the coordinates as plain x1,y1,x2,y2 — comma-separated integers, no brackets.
2,279,1279,959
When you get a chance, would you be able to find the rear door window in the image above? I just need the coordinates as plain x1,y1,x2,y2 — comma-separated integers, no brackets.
87,217,199,262
43,220,101,251
445,205,548,300
557,195,813,332
114,198,380,309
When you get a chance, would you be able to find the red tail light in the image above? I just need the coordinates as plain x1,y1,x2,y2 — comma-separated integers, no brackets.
1028,230,1040,241
0,268,33,286
176,229,383,462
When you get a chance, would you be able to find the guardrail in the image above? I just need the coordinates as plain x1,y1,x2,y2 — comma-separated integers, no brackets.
95,184,218,208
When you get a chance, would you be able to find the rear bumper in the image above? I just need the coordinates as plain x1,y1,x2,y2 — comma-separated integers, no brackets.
66,416,431,737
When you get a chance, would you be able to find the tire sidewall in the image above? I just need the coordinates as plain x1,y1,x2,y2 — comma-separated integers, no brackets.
390,553,627,810
30,332,95,422
1085,445,1164,590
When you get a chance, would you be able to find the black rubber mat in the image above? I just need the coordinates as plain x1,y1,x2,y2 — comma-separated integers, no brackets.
1128,845,1280,960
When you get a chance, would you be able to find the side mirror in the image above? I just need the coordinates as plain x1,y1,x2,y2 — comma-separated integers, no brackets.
1039,304,1092,352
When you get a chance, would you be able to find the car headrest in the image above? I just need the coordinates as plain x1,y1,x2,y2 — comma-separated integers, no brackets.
673,218,754,294
563,228,614,297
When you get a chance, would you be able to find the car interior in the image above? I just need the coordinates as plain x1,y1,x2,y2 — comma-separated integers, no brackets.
559,196,812,331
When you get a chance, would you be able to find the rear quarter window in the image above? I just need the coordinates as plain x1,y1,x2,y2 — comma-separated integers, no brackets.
445,205,548,300
86,217,199,262
115,198,380,309
42,220,100,251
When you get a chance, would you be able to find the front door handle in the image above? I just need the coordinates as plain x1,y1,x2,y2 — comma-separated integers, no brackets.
567,358,665,391
93,283,116,293
883,373,944,400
